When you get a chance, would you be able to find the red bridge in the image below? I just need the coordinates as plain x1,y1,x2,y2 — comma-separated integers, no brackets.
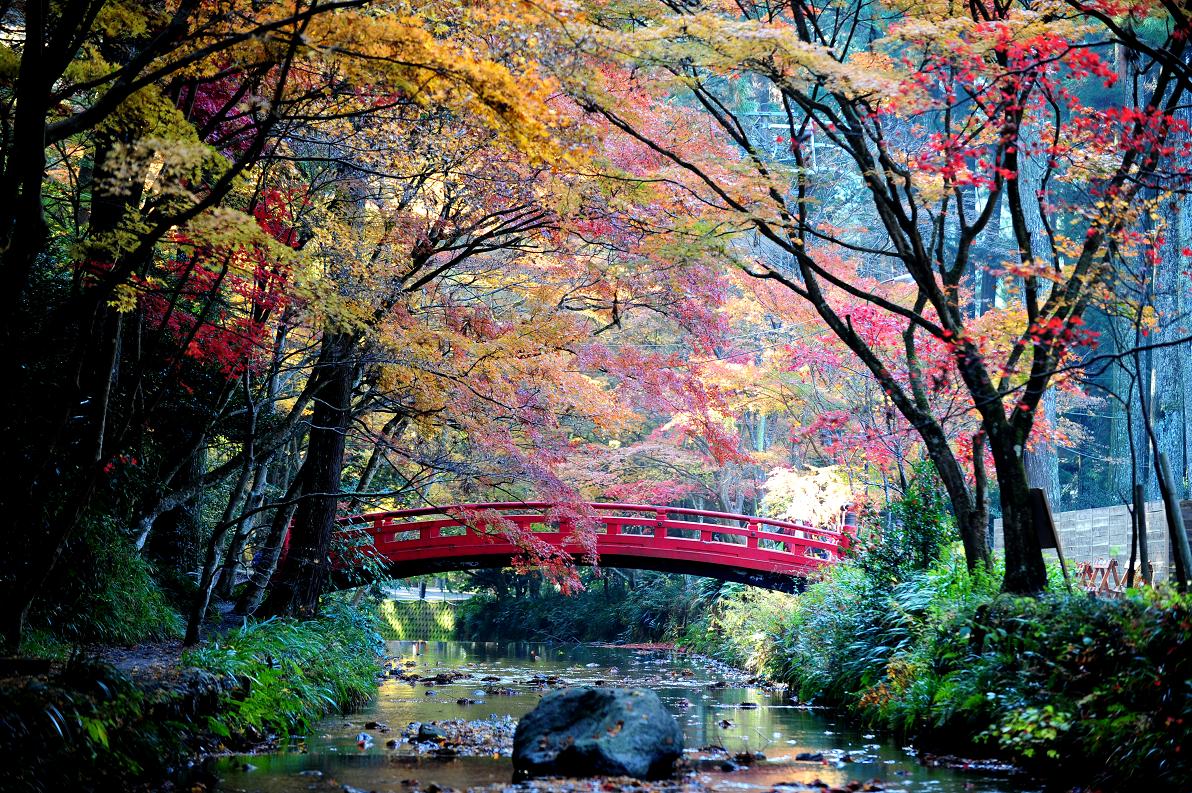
332,502,851,591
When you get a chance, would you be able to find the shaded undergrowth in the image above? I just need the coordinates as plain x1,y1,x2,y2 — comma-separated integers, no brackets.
681,554,1191,785
0,596,383,792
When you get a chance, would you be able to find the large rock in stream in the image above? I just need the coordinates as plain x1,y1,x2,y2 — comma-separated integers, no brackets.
513,687,683,779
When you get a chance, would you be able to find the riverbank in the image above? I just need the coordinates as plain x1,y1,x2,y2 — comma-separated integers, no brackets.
0,597,384,793
679,553,1192,788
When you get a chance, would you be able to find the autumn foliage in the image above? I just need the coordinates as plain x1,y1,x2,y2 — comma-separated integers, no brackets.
1,0,1190,650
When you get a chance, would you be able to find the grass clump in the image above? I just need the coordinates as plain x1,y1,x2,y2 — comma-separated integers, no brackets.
184,596,384,740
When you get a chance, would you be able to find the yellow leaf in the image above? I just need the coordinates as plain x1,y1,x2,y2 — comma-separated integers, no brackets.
108,282,139,313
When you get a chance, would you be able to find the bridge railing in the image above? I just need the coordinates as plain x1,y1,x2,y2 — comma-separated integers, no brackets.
336,502,850,566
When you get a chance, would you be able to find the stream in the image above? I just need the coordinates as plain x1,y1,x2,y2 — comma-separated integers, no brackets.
209,641,1039,793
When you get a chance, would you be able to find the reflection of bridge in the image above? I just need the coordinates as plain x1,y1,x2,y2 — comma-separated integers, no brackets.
332,502,851,592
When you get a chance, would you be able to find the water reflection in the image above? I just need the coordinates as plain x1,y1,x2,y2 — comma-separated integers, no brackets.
211,641,1034,793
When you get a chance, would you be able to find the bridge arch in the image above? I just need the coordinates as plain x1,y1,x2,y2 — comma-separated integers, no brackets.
330,502,850,592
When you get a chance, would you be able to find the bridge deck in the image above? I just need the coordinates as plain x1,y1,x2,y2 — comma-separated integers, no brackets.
331,502,850,590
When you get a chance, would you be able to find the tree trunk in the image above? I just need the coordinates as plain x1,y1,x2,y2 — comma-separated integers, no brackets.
1158,453,1192,589
258,332,356,617
215,459,271,598
1024,390,1060,506
989,426,1049,594
236,468,304,615
1134,483,1151,585
348,413,407,512
184,463,255,644
919,427,990,571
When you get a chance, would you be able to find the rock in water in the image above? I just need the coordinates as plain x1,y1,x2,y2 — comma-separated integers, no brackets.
513,687,683,779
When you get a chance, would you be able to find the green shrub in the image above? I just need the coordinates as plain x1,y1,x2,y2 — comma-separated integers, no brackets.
952,589,1192,782
679,545,1191,785
27,515,182,647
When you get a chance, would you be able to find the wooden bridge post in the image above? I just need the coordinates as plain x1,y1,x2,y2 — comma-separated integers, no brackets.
838,522,853,554
653,509,667,544
746,520,759,551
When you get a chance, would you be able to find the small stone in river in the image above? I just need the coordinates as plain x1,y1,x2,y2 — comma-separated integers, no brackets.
425,690,436,696
716,719,733,729
386,739,400,749
795,751,824,762
586,663,600,668
417,723,446,742
298,769,323,777
473,690,487,696
738,702,759,709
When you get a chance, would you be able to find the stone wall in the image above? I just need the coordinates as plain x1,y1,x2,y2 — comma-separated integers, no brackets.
379,599,457,640
992,499,1185,582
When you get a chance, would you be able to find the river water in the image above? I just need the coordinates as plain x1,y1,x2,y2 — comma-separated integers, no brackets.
210,641,1037,793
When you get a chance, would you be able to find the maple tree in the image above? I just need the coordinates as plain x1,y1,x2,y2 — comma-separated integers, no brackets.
0,0,574,650
562,0,1192,593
